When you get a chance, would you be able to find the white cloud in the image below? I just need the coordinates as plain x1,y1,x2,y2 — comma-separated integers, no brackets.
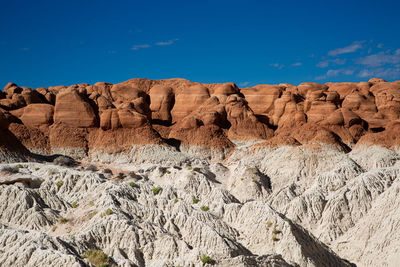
238,81,250,87
316,58,346,68
291,62,302,66
270,63,285,69
355,51,400,67
328,41,364,57
131,44,151,50
315,68,354,80
358,67,400,79
156,38,179,46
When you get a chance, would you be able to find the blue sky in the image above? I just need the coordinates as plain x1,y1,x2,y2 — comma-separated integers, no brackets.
1,0,399,88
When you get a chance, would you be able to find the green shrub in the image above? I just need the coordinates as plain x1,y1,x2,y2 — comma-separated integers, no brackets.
192,197,200,204
89,201,94,206
187,166,192,170
200,206,209,211
56,181,64,187
129,182,137,188
174,198,179,203
53,156,76,167
82,249,110,267
16,164,23,168
34,167,40,171
71,201,78,208
152,187,162,195
200,254,213,264
272,236,280,242
105,208,112,215
48,169,58,175
59,217,69,224
266,221,272,228
166,170,171,174
272,229,281,234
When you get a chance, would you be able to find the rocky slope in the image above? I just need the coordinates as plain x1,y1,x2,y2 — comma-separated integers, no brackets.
1,77,400,266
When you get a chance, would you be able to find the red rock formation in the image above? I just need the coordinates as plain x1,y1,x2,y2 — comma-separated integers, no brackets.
1,77,400,159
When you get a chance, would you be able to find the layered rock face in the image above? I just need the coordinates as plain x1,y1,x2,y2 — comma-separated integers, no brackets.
1,77,400,266
1,77,399,159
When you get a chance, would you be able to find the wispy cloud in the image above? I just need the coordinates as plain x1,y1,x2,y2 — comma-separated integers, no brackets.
156,38,179,46
355,50,400,67
270,63,285,69
21,47,30,51
328,41,364,57
131,44,151,51
291,62,302,67
316,58,346,68
238,81,251,87
358,67,400,79
315,68,354,80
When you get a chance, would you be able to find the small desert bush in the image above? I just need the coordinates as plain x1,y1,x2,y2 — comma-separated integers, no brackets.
187,166,192,170
82,249,110,267
200,254,213,264
56,181,64,188
59,217,69,224
1,166,19,174
71,201,78,208
16,164,23,168
272,235,280,242
86,165,98,172
129,182,137,188
34,167,40,171
89,201,94,206
53,156,76,167
152,187,162,195
48,168,58,175
200,205,209,211
100,208,113,218
192,197,200,204
166,169,171,174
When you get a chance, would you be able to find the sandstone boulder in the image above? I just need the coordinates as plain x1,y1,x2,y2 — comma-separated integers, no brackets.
54,88,98,128
20,104,54,128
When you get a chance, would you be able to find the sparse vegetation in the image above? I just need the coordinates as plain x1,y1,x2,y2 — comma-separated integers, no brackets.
105,209,112,215
101,208,113,218
59,217,69,224
48,169,58,175
252,178,257,183
82,249,110,267
16,164,23,168
166,170,171,174
231,183,236,187
34,167,40,171
89,211,97,219
187,166,192,170
71,201,78,208
200,205,209,211
89,201,94,206
174,198,179,203
1,166,19,174
152,187,162,195
266,221,272,228
56,181,64,188
53,156,76,167
272,228,282,235
192,197,200,204
253,171,258,175
129,182,137,188
200,254,213,264
272,236,280,242
86,165,98,172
